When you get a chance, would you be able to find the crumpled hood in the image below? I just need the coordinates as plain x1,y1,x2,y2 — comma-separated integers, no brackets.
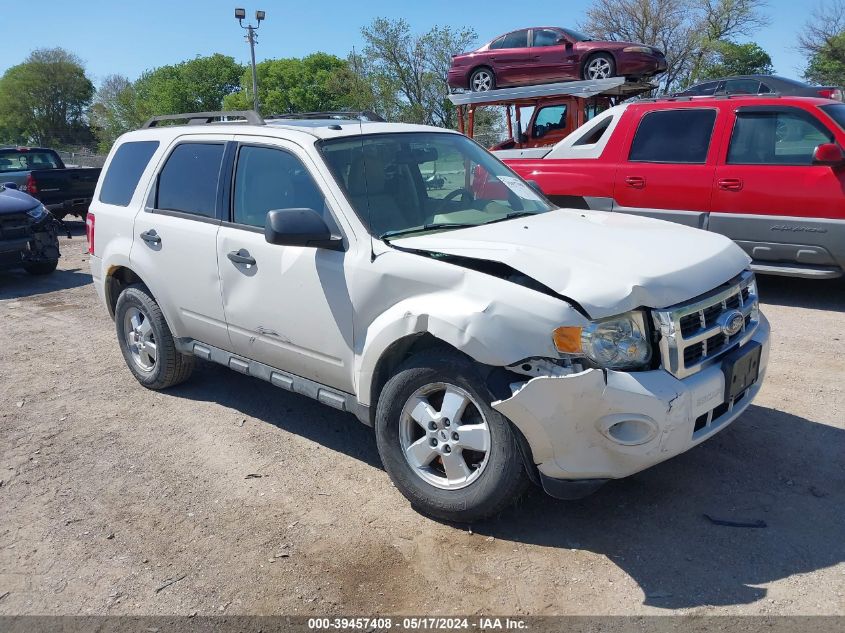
0,186,40,215
393,209,750,318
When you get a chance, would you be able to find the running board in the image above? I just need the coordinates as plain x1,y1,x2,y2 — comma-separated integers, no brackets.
751,262,842,280
175,338,371,426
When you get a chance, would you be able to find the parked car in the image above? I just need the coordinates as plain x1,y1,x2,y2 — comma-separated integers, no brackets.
448,27,667,92
674,75,843,101
89,110,768,522
500,95,845,279
0,183,61,275
0,147,102,221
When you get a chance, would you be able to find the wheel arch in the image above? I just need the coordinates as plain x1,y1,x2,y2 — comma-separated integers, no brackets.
104,265,152,319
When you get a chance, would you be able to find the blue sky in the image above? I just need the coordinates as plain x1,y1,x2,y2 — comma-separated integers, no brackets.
0,0,824,86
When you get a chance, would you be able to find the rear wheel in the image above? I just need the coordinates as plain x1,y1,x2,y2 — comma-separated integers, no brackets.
469,67,495,92
115,284,194,390
583,53,616,80
375,349,530,522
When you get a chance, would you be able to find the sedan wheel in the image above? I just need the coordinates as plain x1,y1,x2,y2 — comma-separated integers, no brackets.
470,68,494,92
399,382,491,490
585,55,615,80
123,306,157,372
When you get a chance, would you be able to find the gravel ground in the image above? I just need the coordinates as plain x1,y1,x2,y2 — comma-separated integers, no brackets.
0,224,843,616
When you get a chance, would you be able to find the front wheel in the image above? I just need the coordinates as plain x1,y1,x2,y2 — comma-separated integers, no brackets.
375,349,530,522
583,53,616,80
114,284,194,390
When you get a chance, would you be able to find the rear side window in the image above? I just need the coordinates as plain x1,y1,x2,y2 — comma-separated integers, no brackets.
156,143,224,218
573,116,612,146
723,79,764,95
727,110,833,165
0,149,62,172
629,109,717,163
99,141,159,206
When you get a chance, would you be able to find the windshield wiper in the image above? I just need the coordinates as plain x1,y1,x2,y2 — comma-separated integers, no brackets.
480,211,540,226
380,223,477,241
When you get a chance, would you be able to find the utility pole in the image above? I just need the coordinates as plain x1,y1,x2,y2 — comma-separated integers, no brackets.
235,8,265,113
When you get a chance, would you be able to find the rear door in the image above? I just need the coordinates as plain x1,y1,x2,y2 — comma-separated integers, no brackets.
612,106,723,228
216,137,354,391
529,28,577,81
710,104,845,271
130,137,232,349
488,29,531,86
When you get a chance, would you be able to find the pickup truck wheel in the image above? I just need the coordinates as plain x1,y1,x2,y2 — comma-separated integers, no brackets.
375,349,530,522
24,260,58,275
470,67,495,92
114,285,194,390
583,53,616,80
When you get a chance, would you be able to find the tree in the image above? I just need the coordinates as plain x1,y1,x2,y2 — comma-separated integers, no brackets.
222,53,354,115
356,18,476,127
700,41,774,78
134,54,243,119
90,75,144,152
805,32,845,86
582,0,769,91
800,1,845,85
0,48,94,147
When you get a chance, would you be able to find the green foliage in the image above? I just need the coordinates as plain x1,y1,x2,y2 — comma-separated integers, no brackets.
134,53,243,119
0,48,94,147
90,75,144,153
701,40,774,79
222,53,354,115
805,32,845,87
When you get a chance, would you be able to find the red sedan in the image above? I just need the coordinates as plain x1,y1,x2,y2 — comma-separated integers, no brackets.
448,27,667,92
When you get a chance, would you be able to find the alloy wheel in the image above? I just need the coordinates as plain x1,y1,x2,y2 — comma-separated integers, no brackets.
471,70,493,92
399,383,491,490
586,57,613,79
123,306,157,372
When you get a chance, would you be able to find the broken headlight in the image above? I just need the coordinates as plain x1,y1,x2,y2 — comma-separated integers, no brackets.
26,204,50,223
552,311,652,370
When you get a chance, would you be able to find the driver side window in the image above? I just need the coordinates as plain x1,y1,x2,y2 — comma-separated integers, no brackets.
532,105,568,138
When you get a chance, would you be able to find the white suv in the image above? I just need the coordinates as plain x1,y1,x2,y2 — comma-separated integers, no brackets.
88,110,770,522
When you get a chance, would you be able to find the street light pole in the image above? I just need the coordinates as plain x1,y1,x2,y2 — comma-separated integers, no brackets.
235,8,265,113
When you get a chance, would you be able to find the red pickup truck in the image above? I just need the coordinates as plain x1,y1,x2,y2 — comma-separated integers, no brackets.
501,95,845,279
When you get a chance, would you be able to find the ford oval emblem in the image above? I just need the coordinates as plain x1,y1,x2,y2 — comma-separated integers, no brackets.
720,310,745,337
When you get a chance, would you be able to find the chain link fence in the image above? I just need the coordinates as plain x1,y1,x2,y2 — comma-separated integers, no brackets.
55,148,107,168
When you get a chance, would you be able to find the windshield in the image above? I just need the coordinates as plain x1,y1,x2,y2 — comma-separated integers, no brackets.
318,132,553,239
820,104,845,132
561,28,592,42
0,149,61,173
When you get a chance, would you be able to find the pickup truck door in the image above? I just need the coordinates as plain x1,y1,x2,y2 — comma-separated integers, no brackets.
130,137,232,350
710,105,845,275
216,137,354,392
612,106,724,228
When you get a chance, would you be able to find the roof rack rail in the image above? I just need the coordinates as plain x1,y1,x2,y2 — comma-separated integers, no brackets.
636,93,783,103
265,110,385,122
141,110,264,128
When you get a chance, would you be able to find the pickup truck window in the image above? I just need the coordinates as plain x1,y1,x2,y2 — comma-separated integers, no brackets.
820,103,845,132
319,132,552,237
727,111,832,165
99,141,159,206
533,105,568,137
233,145,327,228
0,149,62,172
156,143,224,218
629,109,717,164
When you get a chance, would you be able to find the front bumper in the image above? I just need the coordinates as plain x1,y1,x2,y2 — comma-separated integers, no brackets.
493,315,770,491
618,53,667,77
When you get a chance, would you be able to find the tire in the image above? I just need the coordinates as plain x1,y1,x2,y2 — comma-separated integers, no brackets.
114,284,194,390
24,260,58,275
469,67,495,92
582,53,616,80
375,349,530,522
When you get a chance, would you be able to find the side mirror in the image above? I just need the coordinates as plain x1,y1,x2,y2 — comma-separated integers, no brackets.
813,143,845,167
265,208,343,250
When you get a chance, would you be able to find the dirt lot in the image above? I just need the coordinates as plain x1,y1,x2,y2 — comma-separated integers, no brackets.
1,224,843,616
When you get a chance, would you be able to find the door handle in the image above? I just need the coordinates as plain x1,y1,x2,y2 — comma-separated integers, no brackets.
718,178,743,192
625,176,646,189
227,249,256,266
139,229,161,245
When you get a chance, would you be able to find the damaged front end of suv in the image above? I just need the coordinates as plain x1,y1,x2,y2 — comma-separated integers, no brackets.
0,183,61,275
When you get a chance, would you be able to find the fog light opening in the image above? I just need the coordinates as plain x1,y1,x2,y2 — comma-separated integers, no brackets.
601,416,657,446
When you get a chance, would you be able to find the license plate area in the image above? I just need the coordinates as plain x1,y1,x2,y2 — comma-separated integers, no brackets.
722,342,762,401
